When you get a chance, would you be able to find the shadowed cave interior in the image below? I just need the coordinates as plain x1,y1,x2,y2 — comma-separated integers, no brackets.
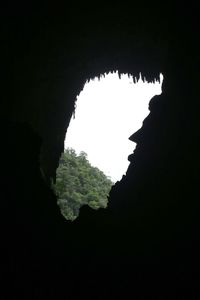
1,5,200,299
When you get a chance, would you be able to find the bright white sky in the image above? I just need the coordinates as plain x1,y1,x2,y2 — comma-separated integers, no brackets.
64,72,163,183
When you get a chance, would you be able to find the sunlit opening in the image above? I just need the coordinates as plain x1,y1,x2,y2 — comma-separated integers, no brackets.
54,71,163,220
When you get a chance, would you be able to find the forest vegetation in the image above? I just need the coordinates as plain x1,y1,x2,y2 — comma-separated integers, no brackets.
53,148,113,220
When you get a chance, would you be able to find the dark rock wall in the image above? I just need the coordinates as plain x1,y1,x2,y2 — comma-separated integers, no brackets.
1,4,200,299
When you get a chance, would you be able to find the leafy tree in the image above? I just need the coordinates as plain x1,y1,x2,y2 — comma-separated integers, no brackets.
52,148,113,221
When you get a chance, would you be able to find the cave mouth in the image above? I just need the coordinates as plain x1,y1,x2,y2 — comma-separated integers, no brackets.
54,71,163,221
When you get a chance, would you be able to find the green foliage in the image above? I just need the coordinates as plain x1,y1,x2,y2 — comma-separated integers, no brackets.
53,148,113,221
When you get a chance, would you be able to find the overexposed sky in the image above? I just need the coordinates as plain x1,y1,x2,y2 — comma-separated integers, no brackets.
65,72,163,182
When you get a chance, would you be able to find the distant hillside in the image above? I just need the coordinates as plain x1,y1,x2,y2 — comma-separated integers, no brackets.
53,148,113,220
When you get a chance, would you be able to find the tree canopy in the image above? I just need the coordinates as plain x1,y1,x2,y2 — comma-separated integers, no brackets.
53,148,113,221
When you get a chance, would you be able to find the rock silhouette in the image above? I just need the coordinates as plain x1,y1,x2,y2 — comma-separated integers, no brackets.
0,4,200,299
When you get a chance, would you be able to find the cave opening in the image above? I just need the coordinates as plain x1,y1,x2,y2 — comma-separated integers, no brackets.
54,71,163,221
